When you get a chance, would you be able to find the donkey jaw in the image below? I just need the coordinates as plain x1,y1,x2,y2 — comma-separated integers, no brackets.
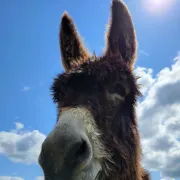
72,158,102,180
40,107,104,180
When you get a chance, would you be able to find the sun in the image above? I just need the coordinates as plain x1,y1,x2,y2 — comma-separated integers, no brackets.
142,0,175,15
151,0,165,6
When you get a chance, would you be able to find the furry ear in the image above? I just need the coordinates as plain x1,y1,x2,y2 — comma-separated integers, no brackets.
60,12,90,71
104,0,137,70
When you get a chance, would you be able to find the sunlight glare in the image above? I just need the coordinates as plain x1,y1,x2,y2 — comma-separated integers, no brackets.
142,0,175,15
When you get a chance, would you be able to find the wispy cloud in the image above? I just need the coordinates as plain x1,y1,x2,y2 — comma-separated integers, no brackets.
0,177,24,180
22,86,31,92
36,176,44,180
139,50,150,57
15,122,24,130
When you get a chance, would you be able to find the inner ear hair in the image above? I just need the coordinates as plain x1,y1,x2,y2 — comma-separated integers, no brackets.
60,12,90,71
104,0,137,70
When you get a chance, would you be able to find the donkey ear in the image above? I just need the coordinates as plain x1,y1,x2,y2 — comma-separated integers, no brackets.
60,12,90,71
104,0,137,70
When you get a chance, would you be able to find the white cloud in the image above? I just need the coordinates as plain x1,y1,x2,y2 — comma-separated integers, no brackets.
134,67,155,95
0,176,44,180
36,176,44,180
0,123,46,164
15,122,24,130
135,52,180,179
139,49,150,57
22,86,31,92
0,177,24,180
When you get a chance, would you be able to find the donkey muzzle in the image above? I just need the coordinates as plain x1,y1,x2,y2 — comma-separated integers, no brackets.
39,114,92,180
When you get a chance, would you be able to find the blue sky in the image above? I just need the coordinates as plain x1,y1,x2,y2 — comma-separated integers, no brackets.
0,0,180,180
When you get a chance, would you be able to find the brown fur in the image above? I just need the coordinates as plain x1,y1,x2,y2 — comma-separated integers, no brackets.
104,0,137,70
60,12,90,71
46,0,151,179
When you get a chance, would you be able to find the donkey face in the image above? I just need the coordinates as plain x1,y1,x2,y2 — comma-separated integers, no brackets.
39,0,139,180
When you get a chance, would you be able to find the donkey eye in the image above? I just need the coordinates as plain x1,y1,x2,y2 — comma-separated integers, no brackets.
108,83,126,97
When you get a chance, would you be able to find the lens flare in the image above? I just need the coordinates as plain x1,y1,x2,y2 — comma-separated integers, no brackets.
142,0,175,15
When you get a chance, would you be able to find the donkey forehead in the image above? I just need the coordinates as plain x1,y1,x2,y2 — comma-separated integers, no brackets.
51,55,133,105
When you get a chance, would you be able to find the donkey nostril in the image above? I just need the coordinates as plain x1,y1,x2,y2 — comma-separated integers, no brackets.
75,140,87,157
68,139,90,168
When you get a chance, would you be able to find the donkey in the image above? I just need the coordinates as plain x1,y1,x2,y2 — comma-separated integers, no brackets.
38,0,150,179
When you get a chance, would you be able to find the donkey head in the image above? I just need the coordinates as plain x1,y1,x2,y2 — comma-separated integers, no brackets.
39,0,145,180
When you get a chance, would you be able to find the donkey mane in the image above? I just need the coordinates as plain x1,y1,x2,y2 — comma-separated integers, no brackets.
39,0,151,180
